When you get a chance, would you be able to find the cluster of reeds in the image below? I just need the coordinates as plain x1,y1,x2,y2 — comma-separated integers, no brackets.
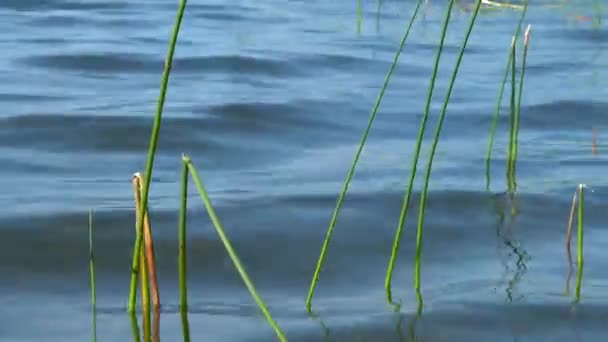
485,1,530,193
306,0,484,312
83,0,597,340
89,0,287,341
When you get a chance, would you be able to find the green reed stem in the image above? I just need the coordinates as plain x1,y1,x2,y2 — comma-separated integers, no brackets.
384,0,437,304
130,312,142,342
575,184,585,301
414,0,482,299
485,1,528,191
306,0,423,312
128,0,188,313
179,156,189,312
183,155,287,342
89,209,97,342
180,310,191,342
512,25,531,193
507,36,517,193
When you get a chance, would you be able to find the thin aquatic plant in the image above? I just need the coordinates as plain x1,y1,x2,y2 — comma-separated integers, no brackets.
178,156,189,311
128,0,188,312
305,0,424,312
133,175,151,341
575,184,585,302
180,310,191,342
387,0,459,304
134,173,161,310
183,155,287,342
511,24,532,192
385,0,448,304
130,312,142,342
507,35,517,193
89,209,97,342
485,1,529,191
414,0,483,302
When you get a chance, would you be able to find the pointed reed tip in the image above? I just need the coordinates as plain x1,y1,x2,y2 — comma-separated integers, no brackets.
181,154,192,163
524,24,531,45
133,172,142,180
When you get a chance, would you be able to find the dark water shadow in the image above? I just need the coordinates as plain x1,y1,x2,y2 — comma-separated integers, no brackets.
491,192,531,303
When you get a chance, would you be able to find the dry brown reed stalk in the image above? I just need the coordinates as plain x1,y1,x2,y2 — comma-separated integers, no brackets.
153,307,161,342
133,173,161,310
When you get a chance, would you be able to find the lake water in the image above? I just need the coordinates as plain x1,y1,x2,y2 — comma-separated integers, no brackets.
1,0,607,341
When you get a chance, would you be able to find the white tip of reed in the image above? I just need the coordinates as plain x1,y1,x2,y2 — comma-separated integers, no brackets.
133,172,142,179
524,24,531,46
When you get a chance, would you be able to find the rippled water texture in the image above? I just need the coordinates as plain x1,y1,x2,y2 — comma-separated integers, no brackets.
1,0,607,341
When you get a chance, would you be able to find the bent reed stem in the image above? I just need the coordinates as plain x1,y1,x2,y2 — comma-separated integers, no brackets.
128,0,188,313
183,155,287,342
305,0,423,311
414,0,482,299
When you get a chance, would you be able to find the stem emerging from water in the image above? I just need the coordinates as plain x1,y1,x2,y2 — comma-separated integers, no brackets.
178,156,189,311
128,0,188,313
305,0,423,312
414,0,482,303
183,155,287,342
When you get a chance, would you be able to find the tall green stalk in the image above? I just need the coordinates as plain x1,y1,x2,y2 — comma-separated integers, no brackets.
183,155,287,342
179,156,189,312
485,1,529,191
507,36,517,193
414,0,482,301
575,184,585,301
305,0,423,312
128,0,188,312
511,25,531,193
89,209,97,342
384,0,445,304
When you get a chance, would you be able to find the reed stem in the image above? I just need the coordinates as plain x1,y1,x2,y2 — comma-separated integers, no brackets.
128,0,188,312
89,209,97,342
134,174,161,310
575,184,585,301
130,311,142,342
485,1,529,191
305,0,423,312
133,176,151,341
180,310,191,342
507,36,517,193
511,25,532,192
178,156,189,311
414,0,482,300
566,190,577,262
377,0,425,304
183,155,287,342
